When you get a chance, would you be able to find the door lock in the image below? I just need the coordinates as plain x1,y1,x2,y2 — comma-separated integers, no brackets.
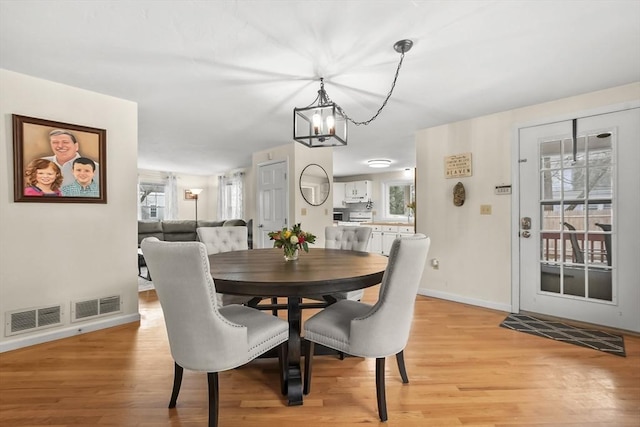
521,217,531,230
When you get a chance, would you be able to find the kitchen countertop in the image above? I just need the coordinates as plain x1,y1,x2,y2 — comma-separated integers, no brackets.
332,221,415,227
362,222,414,226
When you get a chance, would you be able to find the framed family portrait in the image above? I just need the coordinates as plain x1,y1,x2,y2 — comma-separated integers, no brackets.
13,115,107,203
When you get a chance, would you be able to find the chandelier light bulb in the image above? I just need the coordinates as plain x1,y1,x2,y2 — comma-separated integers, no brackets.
312,112,322,135
326,115,335,135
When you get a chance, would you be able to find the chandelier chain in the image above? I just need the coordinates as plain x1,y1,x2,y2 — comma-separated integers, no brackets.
324,50,406,126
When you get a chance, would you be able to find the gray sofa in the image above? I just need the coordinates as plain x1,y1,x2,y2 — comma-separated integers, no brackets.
138,219,252,279
138,219,253,248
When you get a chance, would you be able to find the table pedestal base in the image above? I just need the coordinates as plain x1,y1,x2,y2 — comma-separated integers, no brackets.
286,297,303,405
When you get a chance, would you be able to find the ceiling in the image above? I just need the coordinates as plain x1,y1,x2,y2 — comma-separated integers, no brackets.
1,1,639,177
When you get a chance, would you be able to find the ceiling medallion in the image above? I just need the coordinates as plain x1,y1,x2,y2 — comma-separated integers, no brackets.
293,39,413,148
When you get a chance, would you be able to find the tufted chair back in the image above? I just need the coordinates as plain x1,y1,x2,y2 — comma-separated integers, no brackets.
325,226,372,252
197,226,248,254
313,226,373,302
196,226,251,306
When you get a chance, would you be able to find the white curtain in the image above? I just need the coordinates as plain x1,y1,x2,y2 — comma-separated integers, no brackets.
217,172,245,220
137,175,142,220
164,173,178,220
217,175,225,219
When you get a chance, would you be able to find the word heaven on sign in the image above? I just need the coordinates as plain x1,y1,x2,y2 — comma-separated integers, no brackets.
445,152,472,178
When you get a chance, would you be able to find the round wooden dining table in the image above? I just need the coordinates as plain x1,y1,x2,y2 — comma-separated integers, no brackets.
209,247,388,406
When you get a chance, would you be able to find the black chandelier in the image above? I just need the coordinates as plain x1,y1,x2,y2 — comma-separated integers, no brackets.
293,39,413,148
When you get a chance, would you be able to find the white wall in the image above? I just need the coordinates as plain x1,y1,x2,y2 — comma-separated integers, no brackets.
0,69,139,351
415,82,640,312
293,143,333,246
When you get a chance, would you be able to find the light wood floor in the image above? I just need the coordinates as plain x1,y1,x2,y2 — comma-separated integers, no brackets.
1,287,639,426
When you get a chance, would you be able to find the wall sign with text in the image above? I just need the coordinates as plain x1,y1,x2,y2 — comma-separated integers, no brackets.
444,152,472,178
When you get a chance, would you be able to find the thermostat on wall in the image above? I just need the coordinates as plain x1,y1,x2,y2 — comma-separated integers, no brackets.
495,185,512,195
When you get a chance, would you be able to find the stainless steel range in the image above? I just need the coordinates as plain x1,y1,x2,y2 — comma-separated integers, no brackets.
348,211,373,223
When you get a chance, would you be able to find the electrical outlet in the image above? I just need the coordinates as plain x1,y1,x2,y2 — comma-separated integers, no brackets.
480,204,492,215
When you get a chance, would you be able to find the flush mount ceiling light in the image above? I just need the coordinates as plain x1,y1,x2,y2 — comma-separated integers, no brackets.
293,39,413,148
368,159,392,168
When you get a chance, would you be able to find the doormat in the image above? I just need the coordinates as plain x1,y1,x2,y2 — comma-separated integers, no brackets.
500,313,625,357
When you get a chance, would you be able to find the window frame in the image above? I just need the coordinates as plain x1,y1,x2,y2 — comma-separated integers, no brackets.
139,182,166,220
381,179,414,221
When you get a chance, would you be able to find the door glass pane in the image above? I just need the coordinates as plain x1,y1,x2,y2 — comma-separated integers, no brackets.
588,133,612,164
562,167,586,201
541,204,563,232
540,169,562,201
588,202,612,231
540,206,562,263
561,137,586,167
587,166,613,199
539,130,613,302
540,140,562,169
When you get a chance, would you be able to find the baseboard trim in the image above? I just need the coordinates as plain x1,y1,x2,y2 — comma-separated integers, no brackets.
417,288,512,313
0,313,141,353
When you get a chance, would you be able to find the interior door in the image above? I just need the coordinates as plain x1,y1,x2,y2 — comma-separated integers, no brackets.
518,107,640,332
257,160,288,248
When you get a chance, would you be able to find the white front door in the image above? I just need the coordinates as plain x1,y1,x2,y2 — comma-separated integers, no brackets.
517,107,640,332
257,160,288,248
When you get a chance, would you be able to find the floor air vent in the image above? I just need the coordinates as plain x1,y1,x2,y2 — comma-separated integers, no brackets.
5,304,63,336
72,295,122,322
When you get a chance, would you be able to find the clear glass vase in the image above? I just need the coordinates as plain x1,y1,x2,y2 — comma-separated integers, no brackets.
284,247,299,261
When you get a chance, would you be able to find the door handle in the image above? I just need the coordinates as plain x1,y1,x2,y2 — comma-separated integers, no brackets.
258,224,263,228
521,230,531,238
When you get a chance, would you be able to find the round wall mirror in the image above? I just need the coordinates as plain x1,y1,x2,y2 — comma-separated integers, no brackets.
300,163,330,206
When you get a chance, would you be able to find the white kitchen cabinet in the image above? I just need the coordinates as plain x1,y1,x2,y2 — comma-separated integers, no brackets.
344,180,371,202
333,182,346,208
363,224,415,255
379,225,416,255
398,225,415,236
382,233,396,255
366,225,382,254
380,225,396,255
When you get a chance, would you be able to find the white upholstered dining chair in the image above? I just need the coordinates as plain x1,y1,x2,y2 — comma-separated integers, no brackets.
303,234,430,421
140,237,289,427
196,226,255,306
318,225,373,301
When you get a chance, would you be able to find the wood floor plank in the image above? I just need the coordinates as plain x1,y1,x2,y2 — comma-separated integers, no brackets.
1,286,638,426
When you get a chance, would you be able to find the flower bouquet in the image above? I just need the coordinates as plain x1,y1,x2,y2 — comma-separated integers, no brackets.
406,201,416,213
268,223,316,261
